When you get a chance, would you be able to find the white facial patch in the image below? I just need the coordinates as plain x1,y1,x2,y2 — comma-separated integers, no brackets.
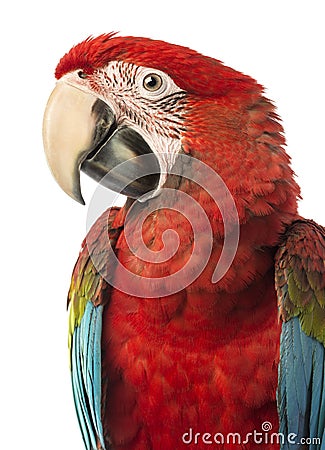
92,61,188,197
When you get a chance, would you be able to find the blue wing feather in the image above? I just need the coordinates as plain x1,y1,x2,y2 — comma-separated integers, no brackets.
68,207,122,449
276,220,325,449
71,301,106,450
72,325,95,450
93,307,105,446
310,347,325,449
278,317,325,449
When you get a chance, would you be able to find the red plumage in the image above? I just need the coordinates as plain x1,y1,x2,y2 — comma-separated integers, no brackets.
57,34,303,449
55,33,257,96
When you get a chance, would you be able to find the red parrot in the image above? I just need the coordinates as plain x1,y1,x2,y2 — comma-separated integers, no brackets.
42,34,325,449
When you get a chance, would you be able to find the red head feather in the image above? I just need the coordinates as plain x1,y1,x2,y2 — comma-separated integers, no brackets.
55,33,258,97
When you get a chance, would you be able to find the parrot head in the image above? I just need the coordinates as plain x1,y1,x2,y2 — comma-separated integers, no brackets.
43,33,299,228
44,34,259,202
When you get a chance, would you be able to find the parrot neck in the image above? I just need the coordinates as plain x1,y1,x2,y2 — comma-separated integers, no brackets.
143,92,301,293
115,167,298,300
178,93,300,238
113,92,300,297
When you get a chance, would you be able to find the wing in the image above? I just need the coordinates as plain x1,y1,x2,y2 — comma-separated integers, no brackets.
68,206,123,450
275,219,325,449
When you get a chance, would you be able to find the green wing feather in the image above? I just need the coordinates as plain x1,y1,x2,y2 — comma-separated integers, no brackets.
68,206,123,354
275,219,325,345
275,219,325,447
67,206,123,449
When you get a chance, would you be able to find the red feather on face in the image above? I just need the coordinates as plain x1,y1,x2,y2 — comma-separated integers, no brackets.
44,33,325,450
56,33,257,96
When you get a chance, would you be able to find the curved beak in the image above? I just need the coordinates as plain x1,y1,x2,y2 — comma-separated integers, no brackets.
43,82,160,204
43,82,98,204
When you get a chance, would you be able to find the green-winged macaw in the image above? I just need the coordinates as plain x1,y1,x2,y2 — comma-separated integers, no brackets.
43,34,325,450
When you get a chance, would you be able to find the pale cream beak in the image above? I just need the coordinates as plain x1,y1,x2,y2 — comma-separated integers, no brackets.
42,82,98,204
43,81,160,204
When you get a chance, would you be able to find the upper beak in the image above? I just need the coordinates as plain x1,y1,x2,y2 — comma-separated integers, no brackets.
43,82,160,204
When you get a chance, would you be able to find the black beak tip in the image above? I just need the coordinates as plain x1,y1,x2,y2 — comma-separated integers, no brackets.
81,126,160,199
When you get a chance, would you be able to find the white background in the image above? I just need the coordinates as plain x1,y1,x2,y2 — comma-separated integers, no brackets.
1,1,324,448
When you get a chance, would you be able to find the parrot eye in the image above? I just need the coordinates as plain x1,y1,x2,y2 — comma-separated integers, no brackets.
77,70,87,79
143,73,163,92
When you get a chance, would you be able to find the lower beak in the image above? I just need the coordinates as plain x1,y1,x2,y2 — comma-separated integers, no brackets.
43,82,160,204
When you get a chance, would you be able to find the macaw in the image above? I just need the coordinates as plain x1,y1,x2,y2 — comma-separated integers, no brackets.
43,34,325,450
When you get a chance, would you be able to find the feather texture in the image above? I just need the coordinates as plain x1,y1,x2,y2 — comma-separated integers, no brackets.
276,220,325,345
71,303,105,449
276,220,325,449
50,35,325,449
68,207,123,449
278,318,325,448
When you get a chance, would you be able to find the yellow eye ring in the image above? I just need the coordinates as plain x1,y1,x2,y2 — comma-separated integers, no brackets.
143,73,163,92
